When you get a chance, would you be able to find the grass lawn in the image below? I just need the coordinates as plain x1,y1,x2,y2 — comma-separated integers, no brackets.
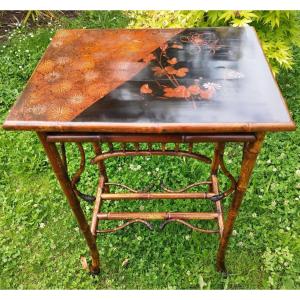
0,11,299,289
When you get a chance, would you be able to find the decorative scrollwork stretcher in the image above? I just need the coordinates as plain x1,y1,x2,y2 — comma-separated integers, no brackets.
58,138,237,236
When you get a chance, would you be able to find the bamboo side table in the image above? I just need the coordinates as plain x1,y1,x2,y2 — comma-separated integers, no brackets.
3,27,295,275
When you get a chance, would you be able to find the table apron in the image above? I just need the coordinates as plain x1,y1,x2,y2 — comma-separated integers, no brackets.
46,132,257,143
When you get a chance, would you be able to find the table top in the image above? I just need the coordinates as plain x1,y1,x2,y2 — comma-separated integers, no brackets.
3,27,295,133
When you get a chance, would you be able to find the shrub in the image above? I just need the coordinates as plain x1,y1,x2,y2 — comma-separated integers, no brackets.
127,11,300,75
22,11,61,25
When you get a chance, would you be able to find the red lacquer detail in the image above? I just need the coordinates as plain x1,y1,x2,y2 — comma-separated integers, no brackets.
163,86,191,98
188,85,202,95
143,53,156,63
175,67,189,78
140,84,153,94
162,84,215,100
152,66,166,77
139,32,221,103
165,66,189,77
171,43,183,49
199,86,215,100
165,66,177,75
167,57,177,65
160,43,168,52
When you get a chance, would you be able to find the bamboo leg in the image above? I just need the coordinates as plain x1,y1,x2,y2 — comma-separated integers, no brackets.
211,142,225,176
210,143,225,236
216,132,265,273
38,133,100,275
90,176,104,236
93,142,109,192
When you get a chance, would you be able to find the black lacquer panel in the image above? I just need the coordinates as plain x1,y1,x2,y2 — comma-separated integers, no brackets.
75,27,292,124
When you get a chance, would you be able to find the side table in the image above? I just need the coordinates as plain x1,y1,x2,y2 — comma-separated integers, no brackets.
3,27,295,275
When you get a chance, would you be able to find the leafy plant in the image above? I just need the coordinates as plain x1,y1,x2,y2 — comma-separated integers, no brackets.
22,10,60,25
262,247,295,288
127,11,300,75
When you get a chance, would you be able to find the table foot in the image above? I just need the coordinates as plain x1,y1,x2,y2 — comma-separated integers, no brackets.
89,267,100,276
216,261,227,274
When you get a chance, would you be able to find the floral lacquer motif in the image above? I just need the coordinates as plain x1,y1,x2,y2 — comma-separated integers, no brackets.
139,30,243,106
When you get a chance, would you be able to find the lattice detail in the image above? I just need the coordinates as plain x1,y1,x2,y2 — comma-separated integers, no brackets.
55,140,241,240
97,219,153,233
104,182,156,193
159,219,219,234
59,141,238,204
104,181,212,194
60,139,237,237
88,142,236,237
61,142,96,204
213,149,237,201
96,218,219,234
160,181,211,193
91,142,211,164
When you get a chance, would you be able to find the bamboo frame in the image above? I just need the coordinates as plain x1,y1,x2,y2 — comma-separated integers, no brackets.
91,150,212,164
216,132,265,273
46,133,257,143
97,212,219,220
38,133,100,275
37,131,265,275
4,120,295,133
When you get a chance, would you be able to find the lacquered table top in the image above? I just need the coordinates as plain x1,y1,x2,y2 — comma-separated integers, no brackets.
3,27,295,133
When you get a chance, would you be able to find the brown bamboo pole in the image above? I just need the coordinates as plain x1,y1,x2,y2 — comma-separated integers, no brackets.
97,212,218,220
46,133,257,143
212,175,224,236
60,142,67,173
90,176,104,236
188,142,193,153
93,142,109,192
38,133,100,275
216,132,265,273
210,143,226,237
6,121,295,133
91,150,211,164
100,192,216,200
211,142,225,175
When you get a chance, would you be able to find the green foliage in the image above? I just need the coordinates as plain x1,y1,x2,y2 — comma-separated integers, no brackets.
262,247,295,288
64,10,130,29
22,11,60,25
127,10,300,75
126,10,205,28
0,11,299,289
